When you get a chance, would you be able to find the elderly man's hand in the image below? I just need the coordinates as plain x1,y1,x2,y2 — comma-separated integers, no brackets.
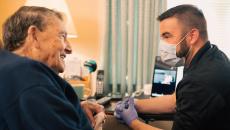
114,97,138,126
81,101,104,127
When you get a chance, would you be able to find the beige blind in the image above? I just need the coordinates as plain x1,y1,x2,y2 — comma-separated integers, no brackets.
168,0,230,57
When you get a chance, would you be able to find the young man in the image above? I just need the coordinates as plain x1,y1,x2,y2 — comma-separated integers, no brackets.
0,6,103,130
115,4,230,130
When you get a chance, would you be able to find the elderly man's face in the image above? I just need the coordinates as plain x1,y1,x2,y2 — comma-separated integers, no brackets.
35,16,72,73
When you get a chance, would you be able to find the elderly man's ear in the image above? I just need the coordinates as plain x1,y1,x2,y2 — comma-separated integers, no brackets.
26,25,40,49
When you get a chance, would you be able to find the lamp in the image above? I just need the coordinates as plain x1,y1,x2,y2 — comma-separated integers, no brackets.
25,0,77,38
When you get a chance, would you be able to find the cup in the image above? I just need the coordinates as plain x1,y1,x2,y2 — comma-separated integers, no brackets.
143,84,152,95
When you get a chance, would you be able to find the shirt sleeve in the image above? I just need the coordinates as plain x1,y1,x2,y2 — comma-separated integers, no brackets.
172,80,226,130
4,85,93,130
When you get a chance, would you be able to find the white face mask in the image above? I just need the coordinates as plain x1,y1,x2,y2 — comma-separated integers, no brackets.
159,40,182,66
159,32,190,66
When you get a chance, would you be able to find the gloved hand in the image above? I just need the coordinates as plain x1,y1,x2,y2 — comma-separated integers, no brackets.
114,98,130,120
114,97,138,126
114,97,130,121
114,101,125,123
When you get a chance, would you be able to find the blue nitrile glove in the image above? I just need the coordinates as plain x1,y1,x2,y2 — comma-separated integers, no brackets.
114,101,125,123
114,97,130,120
114,97,138,126
114,98,131,123
114,98,130,119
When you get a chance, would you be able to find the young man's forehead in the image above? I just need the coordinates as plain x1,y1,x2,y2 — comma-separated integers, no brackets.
160,17,183,35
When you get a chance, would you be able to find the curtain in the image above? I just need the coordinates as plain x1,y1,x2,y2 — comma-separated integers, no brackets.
101,0,167,96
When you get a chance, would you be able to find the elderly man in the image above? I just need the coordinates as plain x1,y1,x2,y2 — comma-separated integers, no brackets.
115,4,230,130
0,6,103,130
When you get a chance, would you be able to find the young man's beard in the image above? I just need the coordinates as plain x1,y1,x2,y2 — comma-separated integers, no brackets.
176,40,190,58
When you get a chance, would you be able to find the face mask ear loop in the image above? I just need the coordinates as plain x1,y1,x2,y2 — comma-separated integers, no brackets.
184,31,194,63
176,31,191,47
185,47,192,59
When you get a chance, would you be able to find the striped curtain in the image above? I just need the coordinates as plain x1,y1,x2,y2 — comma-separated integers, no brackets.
101,0,166,96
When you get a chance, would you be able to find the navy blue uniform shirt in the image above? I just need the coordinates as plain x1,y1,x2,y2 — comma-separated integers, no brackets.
173,42,230,130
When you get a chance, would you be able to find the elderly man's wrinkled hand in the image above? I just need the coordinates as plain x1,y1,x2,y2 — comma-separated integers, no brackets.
81,101,104,128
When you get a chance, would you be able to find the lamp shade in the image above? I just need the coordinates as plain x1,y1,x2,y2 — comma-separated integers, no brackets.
25,0,77,38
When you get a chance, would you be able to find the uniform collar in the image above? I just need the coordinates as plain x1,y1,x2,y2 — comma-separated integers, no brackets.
185,41,212,70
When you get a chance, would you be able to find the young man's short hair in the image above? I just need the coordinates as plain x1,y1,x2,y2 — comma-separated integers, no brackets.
158,4,208,40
